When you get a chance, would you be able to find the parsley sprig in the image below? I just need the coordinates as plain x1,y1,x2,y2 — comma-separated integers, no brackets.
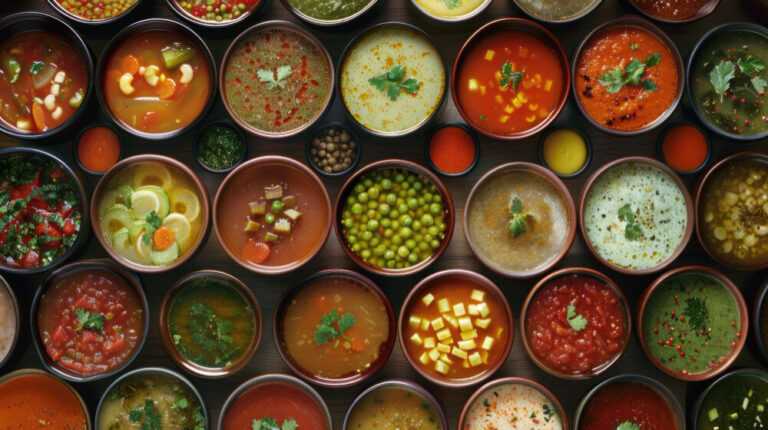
75,307,106,332
129,399,162,430
508,197,530,238
567,301,587,332
597,53,661,93
185,302,238,367
257,65,293,90
252,417,298,430
368,65,420,101
313,308,356,346
499,61,523,91
444,0,460,8
618,204,643,241
617,421,641,430
141,211,163,246
684,297,708,332
709,56,767,102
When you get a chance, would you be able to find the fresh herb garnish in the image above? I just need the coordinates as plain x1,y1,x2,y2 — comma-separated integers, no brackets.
507,197,530,238
618,204,643,241
257,65,293,90
171,398,188,410
499,61,523,91
530,411,537,418
684,297,708,332
368,65,420,101
709,61,737,102
542,403,554,423
130,399,162,430
29,61,45,75
75,307,105,332
480,115,487,121
630,43,639,50
617,421,641,430
444,0,460,8
597,53,661,93
313,308,356,346
738,56,765,75
145,211,162,233
567,301,587,332
252,417,298,430
186,302,237,366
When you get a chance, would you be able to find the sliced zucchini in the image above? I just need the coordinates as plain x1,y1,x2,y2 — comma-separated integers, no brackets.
134,185,170,218
99,185,133,215
128,220,147,242
133,162,173,190
161,213,191,245
111,227,151,266
100,204,134,235
170,188,200,222
150,241,180,266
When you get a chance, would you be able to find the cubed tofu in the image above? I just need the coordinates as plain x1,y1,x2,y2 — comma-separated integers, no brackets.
420,319,430,331
422,293,435,306
442,314,459,329
274,218,291,234
264,185,283,200
439,354,453,364
453,303,466,317
458,316,473,332
451,347,468,360
249,202,266,215
458,339,477,350
468,78,479,91
428,348,441,362
468,304,479,316
435,360,450,375
244,220,261,233
436,343,451,353
436,328,452,341
431,317,445,331
284,208,302,221
410,333,422,345
471,289,485,301
424,337,436,349
477,302,490,318
408,316,422,328
475,318,491,329
419,352,430,365
484,49,495,61
461,329,478,340
481,336,494,351
468,352,483,367
439,337,454,345
437,298,451,313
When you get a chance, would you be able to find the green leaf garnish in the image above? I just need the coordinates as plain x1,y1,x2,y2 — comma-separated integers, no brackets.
29,61,44,75
444,0,460,8
144,211,162,234
252,416,298,430
257,65,293,90
618,204,643,241
186,302,236,366
567,301,587,332
597,53,661,93
684,297,708,332
738,56,766,75
617,421,641,430
507,197,530,238
75,307,105,332
130,399,162,430
752,76,768,94
313,308,356,346
630,43,639,50
499,61,523,91
171,398,188,410
709,61,736,103
368,65,421,101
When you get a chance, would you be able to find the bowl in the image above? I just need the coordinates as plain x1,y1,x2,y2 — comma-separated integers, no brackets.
274,269,396,387
537,126,592,179
629,0,720,23
334,159,455,276
280,0,379,27
166,0,268,28
571,16,684,136
305,122,362,177
691,368,768,429
220,20,334,139
410,0,493,23
459,377,569,429
656,121,712,176
90,154,211,273
194,118,248,174
573,374,685,429
579,156,693,275
520,267,631,379
753,279,768,366
159,270,263,379
343,379,447,429
219,373,333,430
398,269,514,387
213,155,332,275
0,12,93,140
46,0,142,25
451,18,570,140
95,18,216,140
512,0,602,23
0,147,89,275
0,274,20,370
73,123,125,176
637,265,749,381
464,161,576,278
424,122,480,177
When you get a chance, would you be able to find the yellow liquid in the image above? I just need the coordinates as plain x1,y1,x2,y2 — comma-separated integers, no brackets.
542,129,587,175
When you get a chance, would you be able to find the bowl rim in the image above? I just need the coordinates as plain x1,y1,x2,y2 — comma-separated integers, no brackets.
273,268,396,387
397,269,514,388
165,0,268,28
45,0,143,25
423,122,481,177
219,20,334,139
752,279,768,366
0,11,94,140
73,122,125,176
519,267,632,379
628,0,720,24
194,118,248,174
572,373,685,429
342,378,448,429
0,147,90,275
29,259,150,383
537,125,593,179
655,121,712,176
213,155,332,275
218,373,333,430
0,274,20,370
690,368,768,429
463,161,576,278
94,17,217,140
333,158,455,276
95,366,209,429
571,15,685,136
305,121,363,177
158,270,263,379
578,156,694,275
458,376,570,429
410,0,493,23
512,0,603,23
451,17,570,140
90,153,211,274
337,21,447,138
279,0,379,27
636,264,749,381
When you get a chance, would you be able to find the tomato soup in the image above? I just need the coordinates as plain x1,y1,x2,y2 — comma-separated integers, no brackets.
0,372,87,429
222,381,328,430
457,30,564,136
576,26,679,132
579,380,679,430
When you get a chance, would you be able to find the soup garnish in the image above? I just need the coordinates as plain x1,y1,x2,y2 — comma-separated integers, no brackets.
54,0,138,20
0,372,87,429
697,372,768,430
222,381,328,430
196,124,243,171
463,382,562,429
347,386,442,429
579,380,679,430
286,0,372,20
174,0,259,22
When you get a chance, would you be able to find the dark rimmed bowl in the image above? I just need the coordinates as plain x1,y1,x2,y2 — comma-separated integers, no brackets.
45,0,143,25
410,0,493,23
458,377,569,429
280,0,379,27
451,18,570,141
73,123,125,176
398,269,514,388
343,379,448,429
159,270,263,379
305,122,362,178
629,0,720,24
220,20,334,139
753,279,768,366
656,121,711,176
573,374,685,429
464,161,576,279
0,147,89,275
579,156,694,275
0,274,20,370
691,368,768,429
0,12,93,141
194,118,248,174
219,373,333,430
95,367,208,429
520,267,631,379
334,159,455,277
637,265,749,381
274,269,396,387
338,22,446,138
166,0,268,28
512,0,602,23
30,259,149,383
424,122,480,177
95,18,217,140
213,155,332,275
90,154,211,274
538,126,592,179
571,15,684,136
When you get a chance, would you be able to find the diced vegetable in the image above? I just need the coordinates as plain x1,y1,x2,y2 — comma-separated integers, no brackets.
436,343,450,353
422,294,435,306
453,303,466,317
285,208,302,220
2,53,20,83
244,220,261,232
458,316,473,332
409,316,421,328
423,337,435,349
410,333,422,345
264,184,283,200
461,329,478,340
436,328,452,341
274,218,291,234
431,318,444,331
249,202,266,215
709,408,719,422
428,348,441,361
161,44,194,69
282,195,295,208
481,336,494,350
451,347,467,360
437,298,450,313
458,339,476,350
265,232,279,242
471,289,485,301
69,90,84,108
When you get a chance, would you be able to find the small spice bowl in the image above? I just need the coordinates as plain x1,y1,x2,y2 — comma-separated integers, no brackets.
538,126,592,179
424,122,480,177
195,119,248,174
0,274,20,370
343,379,447,429
305,122,362,177
656,122,711,176
73,123,124,176
691,368,768,429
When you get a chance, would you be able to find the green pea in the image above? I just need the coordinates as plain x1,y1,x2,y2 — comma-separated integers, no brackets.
430,239,441,249
368,187,380,199
400,227,413,238
386,193,397,206
347,196,357,206
381,218,391,228
412,220,422,231
384,228,394,238
354,184,365,193
407,252,419,263
343,218,354,228
389,210,399,220
367,219,379,231
407,174,416,184
405,239,416,249
430,203,442,214
421,214,434,226
348,228,359,237
401,215,413,227
363,178,373,188
352,242,361,253
433,195,442,204
351,203,363,215
271,200,283,212
427,226,439,236
361,249,372,259
370,238,380,247
397,245,410,257
386,259,396,268
358,192,369,203
362,231,373,241
379,204,390,216
375,245,386,256
407,188,417,197
395,173,405,183
384,250,395,260
368,201,378,210
424,193,434,203
392,235,403,246
398,203,409,213
382,179,393,190
419,242,430,252
413,181,423,191
265,213,275,224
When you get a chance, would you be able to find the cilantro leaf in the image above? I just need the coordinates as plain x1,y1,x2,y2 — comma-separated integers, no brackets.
171,398,188,410
642,79,658,92
142,233,152,246
684,297,708,332
567,301,588,332
618,204,635,223
444,0,460,8
499,61,523,90
130,409,144,422
387,81,402,101
75,307,105,332
618,204,643,241
145,211,162,233
624,58,645,84
709,60,736,102
645,53,661,67
630,43,639,50
507,197,530,238
399,78,420,95
253,417,298,430
130,399,162,430
369,65,420,101
313,307,356,345
617,421,641,430
276,65,292,83
282,419,299,430
258,66,292,90
29,61,44,75
738,56,765,75
510,197,523,214
387,65,405,81
752,76,768,93
185,301,236,366
597,69,626,93
368,73,388,91
598,54,661,93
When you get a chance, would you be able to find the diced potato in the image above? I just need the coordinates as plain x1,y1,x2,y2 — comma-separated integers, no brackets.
431,317,445,331
440,353,453,364
44,94,56,111
410,333,422,345
442,314,458,328
419,352,430,365
468,352,482,367
461,329,478,340
249,202,266,215
422,293,435,306
468,78,479,91
420,319,430,331
437,343,451,353
494,94,504,104
436,328,452,341
264,184,283,200
408,316,421,328
274,218,291,234
424,337,436,349
265,232,279,241
458,339,476,350
477,303,490,318
468,304,479,316
16,119,31,131
284,208,302,221
482,350,489,364
54,71,66,84
499,115,509,124
475,318,491,329
437,298,451,313
471,290,485,302
451,347,468,360
453,303,466,317
480,85,486,96
439,337,453,345
503,105,514,114
51,83,60,96
428,348,441,362
481,336,494,351
458,316,473,332
435,360,450,375
244,220,261,233
463,359,470,369
484,49,495,61
282,195,295,208
544,79,553,91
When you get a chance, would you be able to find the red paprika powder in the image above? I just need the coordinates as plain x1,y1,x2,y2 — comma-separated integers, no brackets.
661,124,708,172
428,126,476,174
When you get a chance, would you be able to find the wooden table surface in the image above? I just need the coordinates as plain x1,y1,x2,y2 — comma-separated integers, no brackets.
2,0,768,428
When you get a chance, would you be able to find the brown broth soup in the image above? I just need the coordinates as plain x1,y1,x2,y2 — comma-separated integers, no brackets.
347,386,443,429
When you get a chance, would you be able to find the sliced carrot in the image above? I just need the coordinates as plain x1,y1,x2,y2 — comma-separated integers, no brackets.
156,78,176,99
153,227,175,250
120,55,140,75
31,101,46,131
312,295,333,314
345,326,366,352
242,240,270,264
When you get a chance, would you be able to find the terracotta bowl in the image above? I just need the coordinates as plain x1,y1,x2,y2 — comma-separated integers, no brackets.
691,368,768,429
166,0,268,28
159,270,263,379
629,0,720,23
0,274,20,370
636,265,749,381
46,0,143,25
343,379,447,429
333,159,455,276
752,278,768,366
520,267,631,379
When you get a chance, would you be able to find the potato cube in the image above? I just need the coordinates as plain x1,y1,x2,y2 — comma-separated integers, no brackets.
424,337,436,349
463,359,470,369
274,218,291,234
471,289,485,302
468,78,479,91
451,347,468,360
428,348,441,362
437,298,451,313
431,318,445,331
453,303,466,317
484,49,495,61
420,319,430,331
419,352,430,365
439,337,454,345
435,360,450,375
410,333,422,345
477,302,490,318
437,343,451,353
284,208,302,221
436,328,452,341
442,314,459,329
482,350,489,364
264,185,283,200
461,329,478,340
249,202,266,215
408,316,421,328
458,339,477,351
481,336,494,351
475,318,491,329
422,293,435,306
468,304,480,316
439,353,453,364
458,316,474,332
244,220,261,233
468,352,482,367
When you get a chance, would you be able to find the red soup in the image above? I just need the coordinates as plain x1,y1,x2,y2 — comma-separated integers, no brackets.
37,268,145,377
579,381,679,430
222,381,328,430
525,274,627,375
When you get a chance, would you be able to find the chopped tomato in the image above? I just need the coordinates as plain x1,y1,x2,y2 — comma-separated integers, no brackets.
102,336,125,356
20,250,39,266
62,220,76,236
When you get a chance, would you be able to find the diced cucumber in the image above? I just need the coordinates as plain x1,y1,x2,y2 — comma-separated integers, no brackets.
249,202,266,216
134,185,170,218
709,408,719,421
128,220,147,242
730,412,738,420
100,204,134,234
150,241,180,266
245,220,261,232
161,44,193,69
743,397,750,410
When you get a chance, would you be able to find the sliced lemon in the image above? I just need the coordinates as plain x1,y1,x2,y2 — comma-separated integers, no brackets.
111,228,150,266
130,189,161,219
170,188,200,222
162,213,192,246
133,162,173,189
136,232,153,260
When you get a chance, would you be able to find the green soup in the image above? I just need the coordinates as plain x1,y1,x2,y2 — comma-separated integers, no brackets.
286,0,372,20
514,0,599,20
697,372,768,429
642,272,741,376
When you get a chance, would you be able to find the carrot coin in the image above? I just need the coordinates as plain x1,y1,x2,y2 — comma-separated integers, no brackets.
242,240,270,264
156,78,176,99
120,55,139,75
153,227,175,250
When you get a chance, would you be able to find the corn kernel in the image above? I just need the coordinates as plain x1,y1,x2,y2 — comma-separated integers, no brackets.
480,85,486,96
496,327,504,337
544,79,553,91
458,339,477,350
437,298,451,314
494,70,502,81
422,293,435,306
431,317,445,331
482,350,489,364
461,329,478,340
451,347,468,360
517,92,528,103
538,108,549,118
512,98,523,108
436,328,452,341
468,352,482,367
409,316,421,328
463,359,470,368
503,105,514,114
484,49,495,61
495,94,504,104
410,333,423,345
499,115,509,124
481,336,494,350
471,290,485,301
453,303,466,317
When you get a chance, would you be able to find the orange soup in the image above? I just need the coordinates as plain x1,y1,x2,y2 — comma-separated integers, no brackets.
457,30,564,136
0,372,87,429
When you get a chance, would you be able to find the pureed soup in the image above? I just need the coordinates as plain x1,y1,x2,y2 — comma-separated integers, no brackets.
413,0,487,19
222,380,328,430
0,372,87,429
642,272,742,377
341,25,444,135
280,275,390,381
697,372,768,429
103,29,211,135
583,162,688,271
38,267,144,377
633,0,710,20
579,380,679,430
576,25,679,132
457,29,564,136
347,385,442,429
286,0,372,20
514,0,599,20
463,382,563,429
223,26,331,135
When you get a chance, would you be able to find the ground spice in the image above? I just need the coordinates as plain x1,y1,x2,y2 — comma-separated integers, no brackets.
661,124,708,172
197,124,244,171
428,126,476,174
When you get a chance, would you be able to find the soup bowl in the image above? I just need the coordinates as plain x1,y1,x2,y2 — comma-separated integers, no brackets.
752,279,768,366
512,0,602,23
90,154,211,273
214,155,332,275
452,18,569,140
629,0,720,23
46,0,143,25
159,270,263,379
280,0,379,27
410,0,493,23
73,123,125,176
343,379,447,429
166,0,268,28
0,12,93,140
0,274,20,370
692,369,768,429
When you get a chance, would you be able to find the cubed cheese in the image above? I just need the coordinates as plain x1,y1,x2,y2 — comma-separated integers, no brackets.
453,303,466,317
458,316,474,332
484,49,495,61
481,336,494,351
451,347,468,360
458,339,477,350
461,329,478,340
471,289,485,302
442,314,459,329
468,352,483,367
420,319,430,331
428,348,441,362
424,337,436,349
436,328,452,341
477,302,490,318
409,316,422,328
439,354,453,364
468,304,479,316
410,333,422,345
435,360,450,375
422,293,435,306
431,317,445,331
419,352,430,365
436,343,451,353
475,318,491,329
437,298,451,313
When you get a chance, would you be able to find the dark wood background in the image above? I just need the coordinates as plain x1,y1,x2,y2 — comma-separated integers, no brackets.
2,0,768,428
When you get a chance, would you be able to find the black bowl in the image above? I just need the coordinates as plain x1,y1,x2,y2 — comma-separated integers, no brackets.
46,0,144,25
195,118,248,174
72,123,125,176
165,0,269,28
424,122,480,177
305,122,362,178
655,121,711,175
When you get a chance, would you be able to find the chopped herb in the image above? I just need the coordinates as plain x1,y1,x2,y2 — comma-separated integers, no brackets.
567,301,588,332
252,417,298,430
684,297,708,332
499,61,523,91
444,0,460,8
507,197,530,238
145,211,162,234
141,233,152,246
530,411,537,418
130,399,162,430
313,308,356,346
257,65,293,90
185,302,237,367
709,61,736,102
483,398,491,407
618,204,643,241
368,65,420,101
617,421,641,430
738,56,765,75
171,398,188,410
630,43,639,50
480,115,487,121
75,308,105,332
29,61,45,75
542,403,554,422
597,53,661,93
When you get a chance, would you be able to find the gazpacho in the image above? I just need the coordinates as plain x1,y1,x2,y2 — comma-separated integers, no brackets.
346,384,443,429
579,379,679,430
0,371,87,429
462,381,563,429
697,371,768,430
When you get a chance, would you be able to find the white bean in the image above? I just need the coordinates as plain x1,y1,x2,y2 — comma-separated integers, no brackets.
43,94,56,111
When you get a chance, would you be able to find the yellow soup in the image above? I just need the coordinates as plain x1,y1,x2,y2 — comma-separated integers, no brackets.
413,0,486,19
347,386,443,430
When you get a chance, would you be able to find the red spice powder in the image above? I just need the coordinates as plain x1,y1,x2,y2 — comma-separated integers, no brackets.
428,126,476,174
661,124,708,172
